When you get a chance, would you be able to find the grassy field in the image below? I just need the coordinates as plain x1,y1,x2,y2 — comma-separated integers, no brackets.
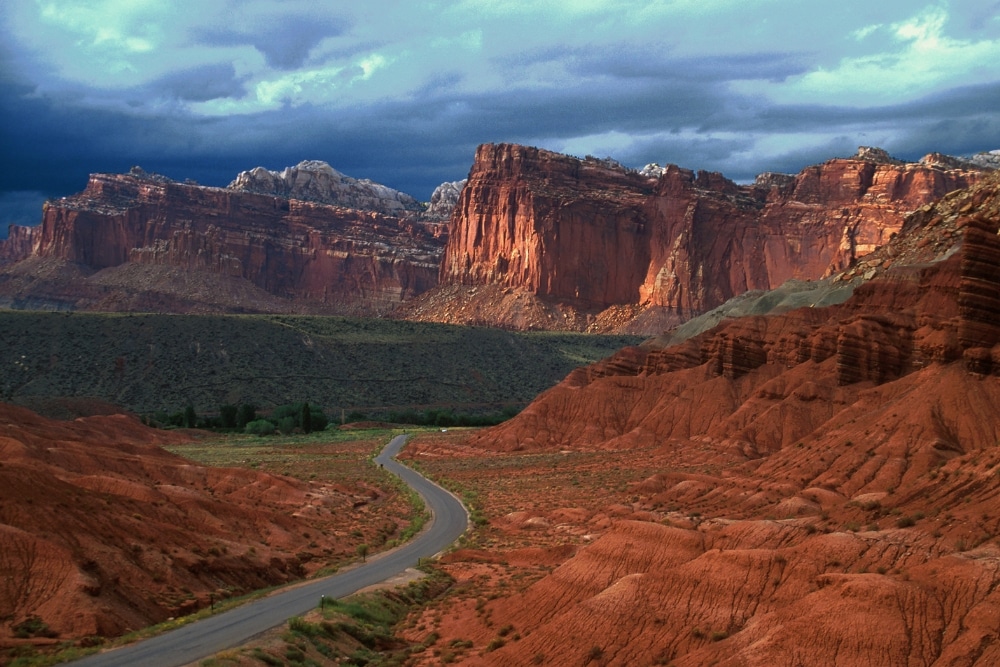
165,428,404,486
0,311,643,417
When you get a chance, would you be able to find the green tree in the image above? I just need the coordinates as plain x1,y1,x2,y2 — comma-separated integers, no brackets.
309,408,328,431
236,403,256,428
183,404,197,429
301,403,312,434
356,544,369,562
219,404,238,429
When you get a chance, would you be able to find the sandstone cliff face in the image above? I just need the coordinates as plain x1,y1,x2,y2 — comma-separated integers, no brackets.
436,144,983,330
0,172,445,315
0,223,40,263
468,192,1000,453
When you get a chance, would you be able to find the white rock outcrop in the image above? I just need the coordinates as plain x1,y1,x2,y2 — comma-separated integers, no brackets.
228,160,424,215
425,179,466,220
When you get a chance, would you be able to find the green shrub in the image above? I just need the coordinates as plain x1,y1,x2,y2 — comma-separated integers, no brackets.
245,419,276,436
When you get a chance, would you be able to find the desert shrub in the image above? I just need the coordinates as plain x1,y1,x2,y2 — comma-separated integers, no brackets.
284,645,305,663
12,616,57,638
250,648,283,666
289,616,319,637
245,419,275,436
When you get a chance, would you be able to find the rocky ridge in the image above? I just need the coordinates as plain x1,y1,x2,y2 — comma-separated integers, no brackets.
0,405,399,640
0,170,446,315
228,160,425,216
402,144,985,333
425,179,467,220
0,146,992,328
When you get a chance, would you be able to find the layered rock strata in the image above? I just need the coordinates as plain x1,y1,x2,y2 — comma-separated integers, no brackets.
409,176,1000,667
0,171,445,315
466,184,1000,452
434,144,983,330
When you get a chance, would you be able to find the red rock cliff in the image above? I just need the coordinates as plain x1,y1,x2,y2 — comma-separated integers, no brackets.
2,172,445,315
440,144,982,327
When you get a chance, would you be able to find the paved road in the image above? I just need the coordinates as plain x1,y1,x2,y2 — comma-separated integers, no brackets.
71,434,467,667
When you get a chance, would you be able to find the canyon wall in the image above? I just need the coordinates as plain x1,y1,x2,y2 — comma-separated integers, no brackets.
465,172,1000,452
0,146,986,323
0,171,446,315
437,144,982,328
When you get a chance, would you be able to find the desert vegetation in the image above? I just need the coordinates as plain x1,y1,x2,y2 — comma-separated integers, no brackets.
0,312,641,417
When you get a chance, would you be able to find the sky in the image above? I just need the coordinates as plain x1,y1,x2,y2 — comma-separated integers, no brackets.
2,0,999,235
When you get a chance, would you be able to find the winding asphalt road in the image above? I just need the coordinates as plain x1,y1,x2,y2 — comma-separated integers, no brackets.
70,434,467,667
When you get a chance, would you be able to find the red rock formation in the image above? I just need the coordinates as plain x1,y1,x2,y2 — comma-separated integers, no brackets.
433,144,982,330
958,216,1000,354
0,147,986,323
0,224,39,264
464,200,999,453
0,172,445,315
0,404,390,640
405,179,1000,667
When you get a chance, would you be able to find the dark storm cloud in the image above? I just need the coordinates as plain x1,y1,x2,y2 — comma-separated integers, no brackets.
967,2,1000,31
562,48,813,84
2,56,999,219
195,13,350,70
0,191,48,238
148,63,248,102
450,78,733,139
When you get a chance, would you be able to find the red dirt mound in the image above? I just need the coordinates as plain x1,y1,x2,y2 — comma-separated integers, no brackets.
0,405,383,642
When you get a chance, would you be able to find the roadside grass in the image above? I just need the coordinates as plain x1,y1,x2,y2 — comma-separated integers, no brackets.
165,428,407,488
103,435,668,667
199,563,455,667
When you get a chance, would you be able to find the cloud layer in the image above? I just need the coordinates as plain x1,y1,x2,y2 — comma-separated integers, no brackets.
2,0,999,226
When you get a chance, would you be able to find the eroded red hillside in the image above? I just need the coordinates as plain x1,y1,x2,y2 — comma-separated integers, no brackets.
395,191,1000,664
0,406,400,642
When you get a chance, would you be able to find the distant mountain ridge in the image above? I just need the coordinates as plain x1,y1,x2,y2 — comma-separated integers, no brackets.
0,147,993,331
